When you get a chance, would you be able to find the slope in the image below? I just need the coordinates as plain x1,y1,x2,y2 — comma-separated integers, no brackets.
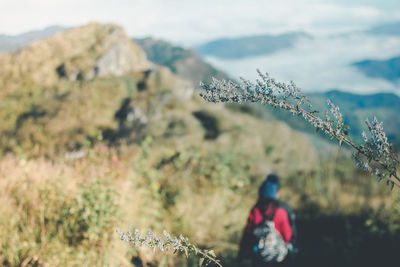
0,22,317,175
134,37,230,85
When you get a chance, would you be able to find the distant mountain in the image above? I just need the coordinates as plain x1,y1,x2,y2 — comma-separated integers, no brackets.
310,90,400,145
367,22,400,36
195,32,311,59
312,90,400,111
134,37,230,84
353,56,400,82
238,90,400,146
0,25,67,53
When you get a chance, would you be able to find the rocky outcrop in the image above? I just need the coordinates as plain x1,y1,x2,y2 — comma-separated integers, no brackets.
0,22,152,88
96,38,147,77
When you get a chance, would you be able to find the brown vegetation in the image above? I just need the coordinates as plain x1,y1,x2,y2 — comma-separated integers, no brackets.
0,22,399,266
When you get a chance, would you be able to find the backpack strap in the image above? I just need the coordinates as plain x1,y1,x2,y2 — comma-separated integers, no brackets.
256,202,278,222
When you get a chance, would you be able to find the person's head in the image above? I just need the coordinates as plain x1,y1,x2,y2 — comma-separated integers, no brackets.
258,173,280,200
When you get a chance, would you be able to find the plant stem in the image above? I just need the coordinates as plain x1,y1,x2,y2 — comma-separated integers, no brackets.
286,103,400,184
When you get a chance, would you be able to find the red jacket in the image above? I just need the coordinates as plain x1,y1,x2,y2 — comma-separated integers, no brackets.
238,203,293,260
244,205,292,243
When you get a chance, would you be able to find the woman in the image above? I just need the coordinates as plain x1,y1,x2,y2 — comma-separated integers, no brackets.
238,174,293,266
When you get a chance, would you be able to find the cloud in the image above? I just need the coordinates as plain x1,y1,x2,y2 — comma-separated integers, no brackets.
353,6,382,18
0,0,398,45
204,33,400,94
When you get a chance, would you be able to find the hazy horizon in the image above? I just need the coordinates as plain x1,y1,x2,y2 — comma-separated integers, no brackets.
1,0,400,46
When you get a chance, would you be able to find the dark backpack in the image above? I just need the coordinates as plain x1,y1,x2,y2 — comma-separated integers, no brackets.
252,208,288,263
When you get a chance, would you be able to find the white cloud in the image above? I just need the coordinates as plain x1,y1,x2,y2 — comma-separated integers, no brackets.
0,0,398,45
204,33,400,94
353,6,381,18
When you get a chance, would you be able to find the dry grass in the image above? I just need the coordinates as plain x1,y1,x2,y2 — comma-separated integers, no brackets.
0,140,398,266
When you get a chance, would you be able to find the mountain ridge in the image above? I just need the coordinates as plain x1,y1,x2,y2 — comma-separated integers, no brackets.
195,32,311,59
0,25,67,53
134,37,231,85
353,56,400,82
0,22,151,90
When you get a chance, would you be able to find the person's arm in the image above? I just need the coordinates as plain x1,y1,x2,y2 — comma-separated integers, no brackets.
279,201,297,244
238,208,256,260
274,208,292,243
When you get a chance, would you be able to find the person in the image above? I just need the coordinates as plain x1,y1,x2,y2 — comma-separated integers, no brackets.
238,174,297,266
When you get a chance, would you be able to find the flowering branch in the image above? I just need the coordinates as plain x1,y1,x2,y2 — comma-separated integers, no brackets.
199,69,399,188
116,229,222,267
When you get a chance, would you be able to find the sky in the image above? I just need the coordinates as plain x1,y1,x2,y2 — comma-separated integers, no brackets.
0,0,399,46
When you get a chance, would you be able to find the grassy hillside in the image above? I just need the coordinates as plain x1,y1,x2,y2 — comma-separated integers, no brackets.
0,22,316,168
195,32,311,59
1,22,399,267
0,22,152,155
